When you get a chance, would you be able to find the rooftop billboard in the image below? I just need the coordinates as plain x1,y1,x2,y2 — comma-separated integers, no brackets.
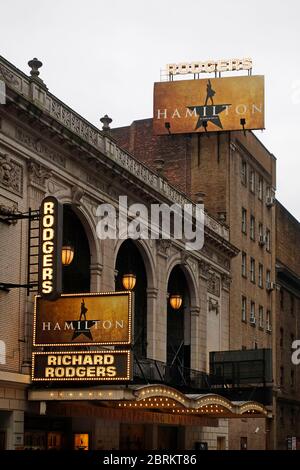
153,75,264,135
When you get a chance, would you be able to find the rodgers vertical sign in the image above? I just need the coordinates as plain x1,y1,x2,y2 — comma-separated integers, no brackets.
38,196,62,300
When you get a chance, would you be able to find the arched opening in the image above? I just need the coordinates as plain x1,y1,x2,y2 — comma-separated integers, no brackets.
115,240,147,358
62,205,91,293
167,265,191,376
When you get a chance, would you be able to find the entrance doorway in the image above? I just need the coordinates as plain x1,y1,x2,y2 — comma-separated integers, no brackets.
157,426,178,450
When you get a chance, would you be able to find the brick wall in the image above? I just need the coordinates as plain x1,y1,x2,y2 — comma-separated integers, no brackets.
276,202,300,276
112,119,192,196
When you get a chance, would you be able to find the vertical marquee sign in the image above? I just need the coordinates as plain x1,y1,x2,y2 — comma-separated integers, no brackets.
38,196,63,300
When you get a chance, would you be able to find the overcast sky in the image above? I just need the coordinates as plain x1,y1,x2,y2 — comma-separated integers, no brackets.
1,0,299,219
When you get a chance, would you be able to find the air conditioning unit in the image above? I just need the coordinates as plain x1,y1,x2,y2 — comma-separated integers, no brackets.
250,316,256,325
266,196,275,207
258,235,265,246
266,281,276,291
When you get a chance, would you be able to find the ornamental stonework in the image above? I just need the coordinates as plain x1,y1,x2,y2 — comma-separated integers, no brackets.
15,127,66,168
0,152,23,195
207,272,220,297
27,160,52,189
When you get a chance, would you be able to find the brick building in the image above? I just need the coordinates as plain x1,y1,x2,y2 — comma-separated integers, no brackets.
275,202,300,449
0,55,271,450
112,120,278,449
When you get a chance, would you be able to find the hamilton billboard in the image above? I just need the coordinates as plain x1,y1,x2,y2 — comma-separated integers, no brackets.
33,291,132,346
153,75,264,135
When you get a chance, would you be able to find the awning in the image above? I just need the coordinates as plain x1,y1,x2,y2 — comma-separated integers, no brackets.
28,383,271,419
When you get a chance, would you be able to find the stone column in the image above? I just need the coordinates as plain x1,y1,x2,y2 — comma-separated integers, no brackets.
146,287,159,360
190,306,200,370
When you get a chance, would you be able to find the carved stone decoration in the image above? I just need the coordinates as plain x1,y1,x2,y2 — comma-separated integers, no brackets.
199,259,210,279
0,152,23,195
15,128,66,168
221,273,232,291
181,251,190,266
156,239,172,258
27,160,52,189
207,272,221,297
71,185,85,206
0,65,21,87
208,297,219,314
0,202,18,225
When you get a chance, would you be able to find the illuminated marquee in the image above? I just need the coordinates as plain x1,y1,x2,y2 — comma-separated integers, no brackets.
153,75,264,134
166,58,252,76
32,350,132,381
33,291,132,346
38,196,62,300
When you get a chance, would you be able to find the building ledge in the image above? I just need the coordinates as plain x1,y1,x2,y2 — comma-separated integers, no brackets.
0,370,31,386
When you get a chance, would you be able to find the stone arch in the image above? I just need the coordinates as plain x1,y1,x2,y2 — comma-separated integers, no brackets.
166,253,199,308
114,239,156,290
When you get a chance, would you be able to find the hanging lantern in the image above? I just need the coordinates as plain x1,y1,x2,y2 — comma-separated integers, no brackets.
169,294,182,310
62,245,74,266
122,273,136,291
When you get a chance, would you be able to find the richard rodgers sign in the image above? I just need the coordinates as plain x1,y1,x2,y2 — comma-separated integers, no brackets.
33,291,132,346
32,350,131,381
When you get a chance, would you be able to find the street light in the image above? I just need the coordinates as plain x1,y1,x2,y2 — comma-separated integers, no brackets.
122,273,136,291
62,245,74,266
169,294,182,310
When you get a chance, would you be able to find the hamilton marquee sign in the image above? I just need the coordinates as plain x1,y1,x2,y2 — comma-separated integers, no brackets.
32,350,131,382
153,75,264,135
33,291,132,346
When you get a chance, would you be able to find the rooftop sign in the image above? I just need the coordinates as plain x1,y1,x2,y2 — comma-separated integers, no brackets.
166,58,253,76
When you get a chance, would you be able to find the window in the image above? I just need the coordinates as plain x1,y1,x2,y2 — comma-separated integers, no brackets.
240,437,247,451
258,223,264,245
280,328,284,348
280,289,284,309
250,301,255,323
259,306,264,328
258,176,263,200
249,169,255,192
291,334,295,352
241,160,247,185
291,295,294,315
265,228,271,251
280,366,284,387
250,215,255,240
291,369,295,388
242,296,247,322
242,252,247,277
242,208,247,233
258,263,263,288
266,269,271,287
280,406,284,425
250,258,255,283
291,409,295,427
266,310,271,331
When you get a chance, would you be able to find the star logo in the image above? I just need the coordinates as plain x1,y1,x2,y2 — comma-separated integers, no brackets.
187,79,231,130
66,299,99,341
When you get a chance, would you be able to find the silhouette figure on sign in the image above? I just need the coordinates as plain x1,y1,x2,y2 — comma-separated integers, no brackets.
204,79,215,106
79,299,88,321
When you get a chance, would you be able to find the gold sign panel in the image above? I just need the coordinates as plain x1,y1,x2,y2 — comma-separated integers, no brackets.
33,291,132,346
32,350,132,382
153,75,264,134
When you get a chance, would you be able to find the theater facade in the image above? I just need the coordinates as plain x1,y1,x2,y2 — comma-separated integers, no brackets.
0,56,270,450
